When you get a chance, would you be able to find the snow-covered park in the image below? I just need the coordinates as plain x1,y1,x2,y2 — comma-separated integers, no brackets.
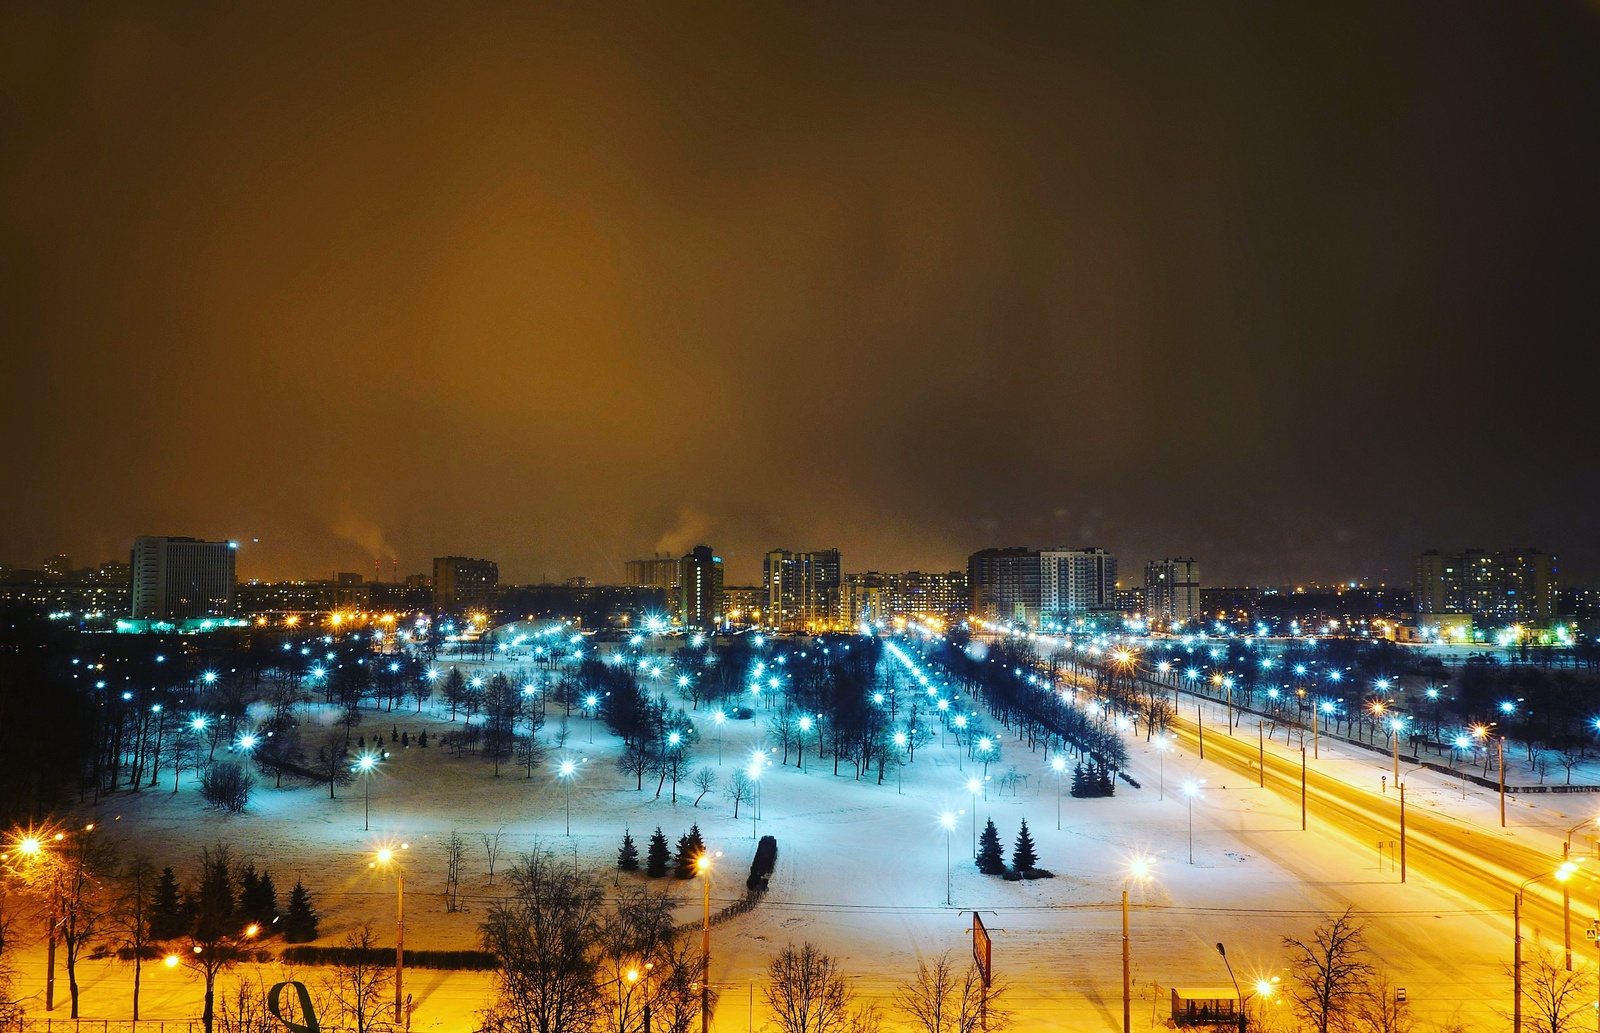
7,631,1589,1032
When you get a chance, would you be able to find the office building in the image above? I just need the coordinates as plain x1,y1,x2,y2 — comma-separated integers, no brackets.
130,536,237,620
764,549,842,630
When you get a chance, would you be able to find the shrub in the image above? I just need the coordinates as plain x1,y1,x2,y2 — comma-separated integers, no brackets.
200,762,254,813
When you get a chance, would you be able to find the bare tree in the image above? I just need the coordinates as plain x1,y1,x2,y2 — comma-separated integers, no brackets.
213,972,275,1033
1352,969,1413,1033
1518,948,1596,1033
482,829,506,886
618,743,651,791
479,848,605,1033
322,924,393,1033
1283,908,1374,1033
516,732,546,780
113,854,159,1020
765,941,857,1033
691,767,718,807
724,769,753,818
445,831,466,913
46,827,120,1017
896,953,1011,1033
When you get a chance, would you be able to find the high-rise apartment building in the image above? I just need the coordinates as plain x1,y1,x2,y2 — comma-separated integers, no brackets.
1145,557,1202,625
1038,547,1118,616
1414,547,1556,624
841,572,894,625
432,556,499,612
763,549,841,630
130,536,237,620
677,545,724,632
889,571,968,618
967,547,1040,623
624,555,682,595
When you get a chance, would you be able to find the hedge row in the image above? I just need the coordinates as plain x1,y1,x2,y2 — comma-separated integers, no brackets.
278,946,497,970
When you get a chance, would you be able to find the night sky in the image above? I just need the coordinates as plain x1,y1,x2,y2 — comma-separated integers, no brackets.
3,4,1597,587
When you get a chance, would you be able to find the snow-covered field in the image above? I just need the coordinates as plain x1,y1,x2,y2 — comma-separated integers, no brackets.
9,641,1587,1032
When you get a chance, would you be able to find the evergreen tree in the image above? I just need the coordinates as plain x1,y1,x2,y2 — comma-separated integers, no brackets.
1098,762,1115,796
1070,762,1087,798
237,864,261,924
191,852,236,943
240,868,279,929
419,730,429,748
617,829,640,872
282,880,319,943
1012,820,1038,875
645,827,671,878
150,866,186,940
674,823,708,879
976,819,1007,875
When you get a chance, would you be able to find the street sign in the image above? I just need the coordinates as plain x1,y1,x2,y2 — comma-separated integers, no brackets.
1587,927,1599,942
1396,988,1407,1003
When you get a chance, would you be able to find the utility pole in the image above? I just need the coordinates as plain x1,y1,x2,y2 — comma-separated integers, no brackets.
1300,747,1307,832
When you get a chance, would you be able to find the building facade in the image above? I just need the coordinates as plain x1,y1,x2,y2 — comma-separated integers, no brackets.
432,556,499,612
967,547,1040,623
889,570,968,619
1038,547,1118,617
763,549,842,630
624,556,682,595
677,545,724,632
1145,557,1202,625
1414,548,1556,625
130,536,237,620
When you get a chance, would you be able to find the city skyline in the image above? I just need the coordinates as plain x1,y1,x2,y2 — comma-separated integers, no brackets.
3,5,1598,587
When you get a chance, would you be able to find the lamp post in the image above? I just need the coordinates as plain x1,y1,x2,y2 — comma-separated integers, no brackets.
696,850,720,1033
558,759,578,836
1124,858,1153,1033
1182,780,1205,864
354,753,379,831
1515,861,1583,1033
371,845,409,1024
1051,755,1067,827
967,778,982,856
939,812,956,905
584,695,599,743
1561,818,1597,971
713,710,726,765
1154,734,1170,801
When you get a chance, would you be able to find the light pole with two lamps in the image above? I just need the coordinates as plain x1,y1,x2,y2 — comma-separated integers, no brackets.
1514,859,1584,1033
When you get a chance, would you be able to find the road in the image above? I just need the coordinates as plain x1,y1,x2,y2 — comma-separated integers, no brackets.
1164,689,1600,963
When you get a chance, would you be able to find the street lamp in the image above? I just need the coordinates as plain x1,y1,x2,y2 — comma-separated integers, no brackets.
1561,817,1598,971
584,695,599,743
966,778,982,856
1515,860,1583,1033
713,710,726,764
696,850,721,1033
939,812,957,905
354,752,379,831
558,759,580,836
1050,755,1067,828
1182,780,1206,864
370,844,409,1024
1124,858,1154,1033
1153,734,1171,801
